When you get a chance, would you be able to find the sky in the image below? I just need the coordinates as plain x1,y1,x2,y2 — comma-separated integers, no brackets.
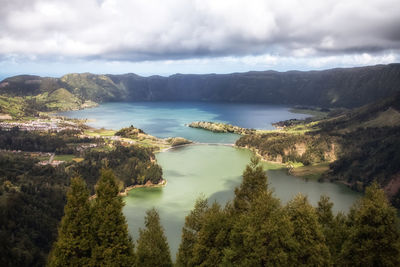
1,0,400,78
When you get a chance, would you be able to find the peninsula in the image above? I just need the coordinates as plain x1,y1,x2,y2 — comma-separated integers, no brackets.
188,121,256,135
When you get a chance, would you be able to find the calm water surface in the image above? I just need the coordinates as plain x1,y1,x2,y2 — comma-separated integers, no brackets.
63,102,361,260
59,102,310,143
124,145,360,259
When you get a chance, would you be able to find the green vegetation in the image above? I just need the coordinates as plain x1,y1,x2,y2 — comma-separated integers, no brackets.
166,137,193,147
60,73,124,103
341,183,400,266
0,128,95,154
136,208,172,267
90,169,136,266
71,144,163,194
3,63,398,119
0,153,69,267
176,197,208,266
0,125,163,266
0,95,28,117
53,154,77,162
290,162,330,180
237,93,400,208
47,177,92,267
175,158,400,266
45,88,87,111
237,132,336,165
115,125,145,138
188,121,256,135
85,128,116,137
49,169,136,267
1,66,400,265
2,151,400,266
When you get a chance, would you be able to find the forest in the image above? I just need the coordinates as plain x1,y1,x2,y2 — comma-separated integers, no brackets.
0,132,162,266
236,93,400,209
45,158,400,267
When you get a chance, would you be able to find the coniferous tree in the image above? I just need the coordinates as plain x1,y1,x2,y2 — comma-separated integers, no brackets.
47,177,92,267
136,208,172,267
317,195,348,264
233,156,267,213
91,168,135,267
176,196,208,267
317,195,334,226
223,190,296,266
191,202,231,266
286,194,331,266
340,183,400,267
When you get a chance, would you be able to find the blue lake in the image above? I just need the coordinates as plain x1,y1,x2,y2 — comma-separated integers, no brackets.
61,101,361,260
59,102,310,143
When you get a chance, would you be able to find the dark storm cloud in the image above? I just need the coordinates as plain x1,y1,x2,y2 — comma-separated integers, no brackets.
0,0,399,62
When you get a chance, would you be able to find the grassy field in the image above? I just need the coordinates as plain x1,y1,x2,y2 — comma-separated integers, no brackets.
84,128,116,137
290,162,330,180
53,154,76,162
262,161,285,170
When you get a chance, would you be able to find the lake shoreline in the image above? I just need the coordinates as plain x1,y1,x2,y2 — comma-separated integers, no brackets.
120,179,167,196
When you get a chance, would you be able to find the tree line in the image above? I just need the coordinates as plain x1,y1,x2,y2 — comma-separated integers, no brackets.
48,169,172,267
49,158,400,266
0,141,162,266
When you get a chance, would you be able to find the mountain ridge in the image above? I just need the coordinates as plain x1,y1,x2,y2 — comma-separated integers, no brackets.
1,64,400,116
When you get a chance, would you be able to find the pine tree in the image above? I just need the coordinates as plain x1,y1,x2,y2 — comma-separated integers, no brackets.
317,195,334,226
317,195,348,264
47,177,92,267
91,168,135,267
286,194,331,266
191,202,231,266
223,190,296,266
176,196,208,267
136,208,172,267
233,156,267,213
340,182,400,266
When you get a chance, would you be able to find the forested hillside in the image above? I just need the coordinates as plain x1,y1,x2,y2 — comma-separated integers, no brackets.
236,93,400,208
46,158,400,266
0,128,162,266
108,63,400,107
1,64,400,117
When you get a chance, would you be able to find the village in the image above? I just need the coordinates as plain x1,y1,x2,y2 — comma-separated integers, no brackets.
0,117,81,132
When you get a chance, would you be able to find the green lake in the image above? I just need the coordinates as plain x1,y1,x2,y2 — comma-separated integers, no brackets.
124,145,361,259
62,102,362,260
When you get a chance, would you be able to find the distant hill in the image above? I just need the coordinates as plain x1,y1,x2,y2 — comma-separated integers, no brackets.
236,92,400,208
1,64,400,113
108,64,400,108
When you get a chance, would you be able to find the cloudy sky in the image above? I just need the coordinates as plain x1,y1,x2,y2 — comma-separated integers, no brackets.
1,0,399,78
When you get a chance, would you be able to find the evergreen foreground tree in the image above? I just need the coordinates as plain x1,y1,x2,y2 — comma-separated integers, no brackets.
317,195,349,265
233,156,267,213
136,208,172,267
223,190,296,266
286,194,331,266
176,196,209,267
47,177,92,267
91,168,135,267
191,202,231,266
341,182,400,267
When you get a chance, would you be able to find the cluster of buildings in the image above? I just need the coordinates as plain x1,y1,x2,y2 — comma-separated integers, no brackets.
0,118,80,132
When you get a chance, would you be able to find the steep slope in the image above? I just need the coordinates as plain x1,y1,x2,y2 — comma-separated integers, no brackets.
0,64,400,117
236,93,400,207
60,73,127,102
107,63,400,107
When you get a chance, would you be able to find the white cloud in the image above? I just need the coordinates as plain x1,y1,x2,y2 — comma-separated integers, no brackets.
0,0,399,62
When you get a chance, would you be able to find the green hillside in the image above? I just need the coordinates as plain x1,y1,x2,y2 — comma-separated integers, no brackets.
1,64,400,119
236,93,400,207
